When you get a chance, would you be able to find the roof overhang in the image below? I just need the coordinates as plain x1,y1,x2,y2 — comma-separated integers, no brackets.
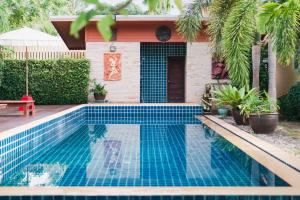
51,20,85,50
51,15,209,50
51,15,182,22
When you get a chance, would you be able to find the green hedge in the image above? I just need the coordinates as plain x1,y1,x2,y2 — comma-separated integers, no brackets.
0,59,90,104
278,81,300,121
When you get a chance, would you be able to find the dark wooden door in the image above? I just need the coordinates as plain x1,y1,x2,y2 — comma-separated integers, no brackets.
167,56,185,103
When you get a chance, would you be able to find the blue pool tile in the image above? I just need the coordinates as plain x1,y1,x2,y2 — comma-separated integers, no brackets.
0,105,290,187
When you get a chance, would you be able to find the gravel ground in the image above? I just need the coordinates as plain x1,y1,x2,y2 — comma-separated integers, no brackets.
218,116,300,158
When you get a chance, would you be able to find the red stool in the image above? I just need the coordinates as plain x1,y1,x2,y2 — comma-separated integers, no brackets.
19,95,35,113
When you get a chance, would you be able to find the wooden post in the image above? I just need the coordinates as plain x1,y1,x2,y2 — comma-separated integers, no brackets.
25,46,29,96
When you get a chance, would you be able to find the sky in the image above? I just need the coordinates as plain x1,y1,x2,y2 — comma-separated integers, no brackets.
100,0,193,14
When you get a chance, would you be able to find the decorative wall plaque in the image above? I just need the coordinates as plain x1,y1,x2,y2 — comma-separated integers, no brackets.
104,53,121,81
155,26,171,42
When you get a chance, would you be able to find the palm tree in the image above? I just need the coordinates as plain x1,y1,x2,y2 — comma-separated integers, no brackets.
177,0,265,90
258,0,300,101
221,0,259,88
176,0,211,42
252,34,262,91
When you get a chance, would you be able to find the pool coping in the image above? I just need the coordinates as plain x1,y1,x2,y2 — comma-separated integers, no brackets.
199,115,300,175
0,103,201,140
0,105,300,196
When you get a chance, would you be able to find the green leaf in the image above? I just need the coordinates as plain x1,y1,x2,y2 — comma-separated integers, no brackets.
96,14,115,41
70,10,97,38
176,0,208,42
119,8,128,15
145,0,159,12
259,0,300,65
174,0,183,11
222,0,258,88
84,0,99,4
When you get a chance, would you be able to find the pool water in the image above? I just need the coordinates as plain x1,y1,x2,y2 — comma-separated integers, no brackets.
1,117,288,187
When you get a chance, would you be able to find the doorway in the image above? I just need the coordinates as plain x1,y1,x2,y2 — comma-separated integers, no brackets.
167,56,185,103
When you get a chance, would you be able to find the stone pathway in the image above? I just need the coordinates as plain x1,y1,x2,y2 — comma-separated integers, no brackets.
219,116,300,159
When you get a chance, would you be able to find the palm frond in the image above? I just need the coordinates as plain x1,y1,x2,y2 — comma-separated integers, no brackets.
176,0,211,42
222,0,258,88
259,0,300,66
207,0,235,59
144,0,171,14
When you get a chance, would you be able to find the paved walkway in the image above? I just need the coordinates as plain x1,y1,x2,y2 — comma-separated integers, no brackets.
0,105,76,132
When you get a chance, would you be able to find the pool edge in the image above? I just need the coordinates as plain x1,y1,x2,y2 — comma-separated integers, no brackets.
1,106,300,196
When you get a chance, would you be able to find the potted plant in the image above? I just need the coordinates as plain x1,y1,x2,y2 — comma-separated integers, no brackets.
90,79,107,101
213,85,256,125
240,93,278,134
217,106,229,118
215,96,229,118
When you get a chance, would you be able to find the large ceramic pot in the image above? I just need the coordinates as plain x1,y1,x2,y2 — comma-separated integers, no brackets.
249,113,278,134
217,107,229,118
94,93,106,101
232,108,249,125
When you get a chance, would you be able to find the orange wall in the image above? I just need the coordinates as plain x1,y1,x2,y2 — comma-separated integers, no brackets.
85,21,208,42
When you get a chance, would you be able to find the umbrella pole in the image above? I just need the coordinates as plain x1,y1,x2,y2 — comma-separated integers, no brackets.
25,46,28,96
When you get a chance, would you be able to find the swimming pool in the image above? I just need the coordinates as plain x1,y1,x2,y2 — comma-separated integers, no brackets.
0,104,291,187
0,104,299,197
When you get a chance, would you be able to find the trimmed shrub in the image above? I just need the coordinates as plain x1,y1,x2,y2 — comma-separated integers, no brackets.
0,60,3,87
278,81,300,121
0,59,90,104
287,82,300,120
278,94,292,120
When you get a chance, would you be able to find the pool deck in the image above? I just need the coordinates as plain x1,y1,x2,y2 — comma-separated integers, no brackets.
0,104,300,196
0,105,76,132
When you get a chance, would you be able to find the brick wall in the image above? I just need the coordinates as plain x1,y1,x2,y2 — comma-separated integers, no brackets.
186,42,212,102
86,42,212,103
86,42,140,102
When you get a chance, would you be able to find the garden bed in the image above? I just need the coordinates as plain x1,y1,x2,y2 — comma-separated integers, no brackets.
218,116,300,158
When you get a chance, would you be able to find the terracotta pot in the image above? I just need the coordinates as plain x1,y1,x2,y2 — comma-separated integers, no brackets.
232,108,249,125
94,93,106,101
249,113,278,134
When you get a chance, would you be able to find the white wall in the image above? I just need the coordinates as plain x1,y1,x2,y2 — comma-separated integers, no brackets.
86,42,140,102
186,42,213,103
86,42,213,103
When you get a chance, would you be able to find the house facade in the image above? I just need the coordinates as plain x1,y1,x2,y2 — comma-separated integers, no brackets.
52,15,214,103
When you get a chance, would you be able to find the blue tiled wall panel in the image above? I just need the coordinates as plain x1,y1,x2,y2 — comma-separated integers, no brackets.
85,106,202,124
0,108,86,183
140,43,186,103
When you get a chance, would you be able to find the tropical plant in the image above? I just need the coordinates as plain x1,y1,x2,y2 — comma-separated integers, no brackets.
176,0,211,42
240,92,278,117
259,0,300,66
206,0,233,59
258,0,300,101
213,85,256,109
222,0,258,88
90,79,107,96
177,0,262,89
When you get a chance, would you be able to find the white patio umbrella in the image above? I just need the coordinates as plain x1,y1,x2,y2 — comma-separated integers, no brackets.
0,27,66,96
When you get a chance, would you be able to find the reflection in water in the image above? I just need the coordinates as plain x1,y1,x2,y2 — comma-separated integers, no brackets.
0,124,289,186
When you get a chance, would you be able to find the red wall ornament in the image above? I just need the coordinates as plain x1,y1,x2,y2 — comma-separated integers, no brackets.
104,53,121,81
